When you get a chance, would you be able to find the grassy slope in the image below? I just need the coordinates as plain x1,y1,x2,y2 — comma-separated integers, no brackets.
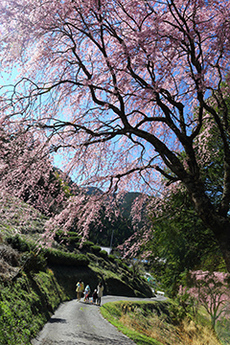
100,301,223,345
0,269,68,345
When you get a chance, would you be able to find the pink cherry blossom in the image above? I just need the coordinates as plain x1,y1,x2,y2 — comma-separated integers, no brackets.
0,1,230,269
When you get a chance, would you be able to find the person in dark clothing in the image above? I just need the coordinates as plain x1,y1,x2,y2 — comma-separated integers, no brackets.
92,289,98,304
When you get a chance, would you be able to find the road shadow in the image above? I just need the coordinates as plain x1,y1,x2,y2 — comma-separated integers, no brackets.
48,317,67,324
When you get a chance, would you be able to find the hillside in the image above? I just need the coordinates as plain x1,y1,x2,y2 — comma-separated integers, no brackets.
0,192,152,295
0,194,153,344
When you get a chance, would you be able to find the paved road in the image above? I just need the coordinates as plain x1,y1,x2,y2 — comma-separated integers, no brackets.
31,295,165,345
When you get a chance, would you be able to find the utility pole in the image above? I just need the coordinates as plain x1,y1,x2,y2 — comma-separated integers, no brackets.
109,229,114,249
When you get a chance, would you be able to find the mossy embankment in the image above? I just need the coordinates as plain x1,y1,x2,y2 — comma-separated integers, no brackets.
0,269,67,345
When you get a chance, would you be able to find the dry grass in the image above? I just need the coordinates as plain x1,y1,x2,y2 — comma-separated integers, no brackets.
119,309,221,345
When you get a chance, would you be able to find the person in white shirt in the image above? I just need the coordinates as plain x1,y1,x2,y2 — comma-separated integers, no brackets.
97,282,104,306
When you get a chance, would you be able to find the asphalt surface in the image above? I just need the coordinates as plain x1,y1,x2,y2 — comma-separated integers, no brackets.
31,295,165,345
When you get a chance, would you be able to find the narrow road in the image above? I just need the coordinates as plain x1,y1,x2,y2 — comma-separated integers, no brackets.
31,295,165,345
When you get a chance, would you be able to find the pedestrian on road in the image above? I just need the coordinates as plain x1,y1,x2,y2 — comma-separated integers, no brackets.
92,289,98,304
76,279,84,301
84,284,91,302
97,282,104,306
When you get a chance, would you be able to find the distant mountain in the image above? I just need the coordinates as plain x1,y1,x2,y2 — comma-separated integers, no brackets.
55,171,146,247
118,192,143,219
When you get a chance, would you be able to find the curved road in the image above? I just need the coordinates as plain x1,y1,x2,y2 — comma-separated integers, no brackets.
31,295,165,345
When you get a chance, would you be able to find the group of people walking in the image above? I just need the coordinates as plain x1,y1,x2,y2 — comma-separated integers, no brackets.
76,279,104,306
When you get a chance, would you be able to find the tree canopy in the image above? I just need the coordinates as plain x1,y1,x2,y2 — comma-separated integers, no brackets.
144,186,226,296
1,0,230,269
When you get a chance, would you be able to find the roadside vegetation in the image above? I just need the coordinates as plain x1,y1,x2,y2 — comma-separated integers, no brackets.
101,300,222,345
0,267,67,345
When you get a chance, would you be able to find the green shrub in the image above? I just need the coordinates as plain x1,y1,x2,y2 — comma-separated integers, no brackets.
54,231,81,247
108,254,115,262
67,231,81,240
115,258,123,266
54,230,66,243
120,272,127,281
21,251,47,273
91,245,101,254
81,241,94,250
121,262,129,270
42,248,89,266
68,237,80,247
168,293,195,325
6,235,31,253
99,250,108,259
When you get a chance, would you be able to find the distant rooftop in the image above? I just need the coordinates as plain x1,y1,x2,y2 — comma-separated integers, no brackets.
100,246,112,255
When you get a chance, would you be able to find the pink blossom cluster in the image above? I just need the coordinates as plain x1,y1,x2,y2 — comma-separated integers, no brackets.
0,0,230,261
0,0,228,197
0,125,66,214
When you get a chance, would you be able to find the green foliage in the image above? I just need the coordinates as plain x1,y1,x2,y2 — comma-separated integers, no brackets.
167,292,196,325
99,249,108,258
146,189,224,297
54,171,73,198
81,240,94,250
42,247,89,266
91,245,101,254
68,234,81,244
115,258,123,266
216,317,230,344
108,254,115,262
6,234,31,253
54,230,81,251
21,251,47,273
53,229,65,243
0,269,67,345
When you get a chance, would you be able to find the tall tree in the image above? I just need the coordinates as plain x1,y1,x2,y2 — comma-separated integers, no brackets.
1,1,230,269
